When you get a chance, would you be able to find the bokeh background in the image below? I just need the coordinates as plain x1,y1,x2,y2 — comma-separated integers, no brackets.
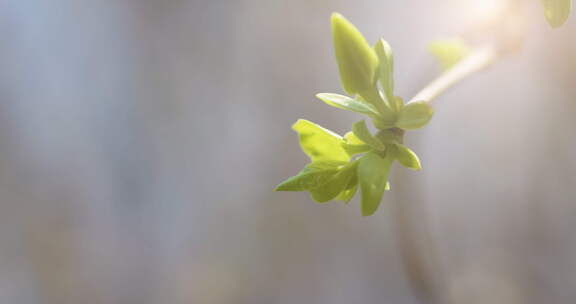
0,0,575,303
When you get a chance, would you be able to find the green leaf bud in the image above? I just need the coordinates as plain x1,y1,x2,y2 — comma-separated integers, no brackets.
396,101,434,130
331,13,379,95
316,93,380,117
374,39,395,104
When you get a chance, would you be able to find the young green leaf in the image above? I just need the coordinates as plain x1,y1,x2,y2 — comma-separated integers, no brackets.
336,169,359,203
342,132,372,155
292,119,350,162
311,162,357,202
428,39,471,71
344,131,364,145
275,165,341,192
306,160,350,170
541,0,572,28
374,39,395,104
316,93,380,117
358,151,394,216
352,120,386,151
395,144,422,170
331,13,379,95
396,101,434,130
337,184,357,203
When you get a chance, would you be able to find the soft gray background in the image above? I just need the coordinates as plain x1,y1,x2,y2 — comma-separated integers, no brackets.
0,0,575,303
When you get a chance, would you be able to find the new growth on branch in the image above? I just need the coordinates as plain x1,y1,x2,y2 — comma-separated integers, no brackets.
275,1,572,216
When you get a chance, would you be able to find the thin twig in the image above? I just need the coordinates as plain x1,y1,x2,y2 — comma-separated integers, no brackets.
409,45,498,104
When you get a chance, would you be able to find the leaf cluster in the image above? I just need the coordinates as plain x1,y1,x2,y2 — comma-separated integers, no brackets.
275,14,433,216
276,2,573,216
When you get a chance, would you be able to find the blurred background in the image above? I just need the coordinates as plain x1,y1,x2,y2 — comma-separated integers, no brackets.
0,0,575,303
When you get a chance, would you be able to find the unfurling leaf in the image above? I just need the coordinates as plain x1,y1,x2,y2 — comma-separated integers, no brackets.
541,0,572,28
342,132,371,155
352,120,386,151
275,161,358,203
358,151,394,216
275,162,344,192
311,162,357,202
429,39,471,71
395,144,422,170
292,119,349,162
316,93,380,117
331,13,379,95
396,101,434,130
374,39,395,104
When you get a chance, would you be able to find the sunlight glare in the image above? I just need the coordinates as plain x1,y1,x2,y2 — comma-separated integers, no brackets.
468,0,505,22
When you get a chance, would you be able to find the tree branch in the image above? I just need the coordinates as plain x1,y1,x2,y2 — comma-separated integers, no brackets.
409,45,498,104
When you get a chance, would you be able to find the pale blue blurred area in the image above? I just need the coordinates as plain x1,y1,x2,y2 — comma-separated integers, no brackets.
0,0,575,303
